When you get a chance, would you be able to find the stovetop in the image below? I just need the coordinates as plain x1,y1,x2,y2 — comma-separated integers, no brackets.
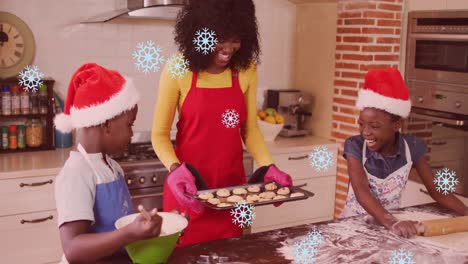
113,142,159,163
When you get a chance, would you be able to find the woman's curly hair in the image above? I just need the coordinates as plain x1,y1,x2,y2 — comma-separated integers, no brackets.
174,0,260,71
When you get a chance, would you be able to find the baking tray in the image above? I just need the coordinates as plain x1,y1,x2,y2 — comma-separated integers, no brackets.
186,182,315,210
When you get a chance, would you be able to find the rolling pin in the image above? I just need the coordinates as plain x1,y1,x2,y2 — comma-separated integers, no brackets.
416,216,468,237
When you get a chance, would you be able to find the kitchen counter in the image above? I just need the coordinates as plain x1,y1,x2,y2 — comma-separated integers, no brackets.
98,204,468,264
0,147,74,179
261,135,336,155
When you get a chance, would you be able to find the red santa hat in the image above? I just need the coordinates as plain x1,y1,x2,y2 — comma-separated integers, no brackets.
356,68,411,118
54,63,139,133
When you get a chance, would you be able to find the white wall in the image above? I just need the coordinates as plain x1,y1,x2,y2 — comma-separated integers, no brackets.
0,0,296,131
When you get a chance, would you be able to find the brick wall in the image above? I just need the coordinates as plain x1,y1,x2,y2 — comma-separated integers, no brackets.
332,0,405,218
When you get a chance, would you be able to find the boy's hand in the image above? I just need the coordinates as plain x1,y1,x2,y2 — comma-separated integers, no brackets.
389,220,419,238
128,208,163,240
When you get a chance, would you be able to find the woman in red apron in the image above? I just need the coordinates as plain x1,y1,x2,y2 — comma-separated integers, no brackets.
152,0,292,246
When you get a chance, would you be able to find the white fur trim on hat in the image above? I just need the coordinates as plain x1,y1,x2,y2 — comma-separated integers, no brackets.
54,77,139,132
356,89,411,118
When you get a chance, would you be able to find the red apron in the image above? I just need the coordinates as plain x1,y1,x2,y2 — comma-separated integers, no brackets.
163,70,247,246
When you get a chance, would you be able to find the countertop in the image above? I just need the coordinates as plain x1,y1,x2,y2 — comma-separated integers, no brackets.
98,204,468,264
0,135,335,179
0,147,74,179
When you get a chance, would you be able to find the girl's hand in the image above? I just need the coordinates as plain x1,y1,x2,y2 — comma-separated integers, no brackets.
128,208,163,240
389,220,419,238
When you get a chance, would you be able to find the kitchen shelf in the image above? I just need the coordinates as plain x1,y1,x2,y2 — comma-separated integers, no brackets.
0,113,49,119
0,78,56,153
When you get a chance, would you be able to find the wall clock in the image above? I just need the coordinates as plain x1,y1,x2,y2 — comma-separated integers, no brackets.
0,11,35,79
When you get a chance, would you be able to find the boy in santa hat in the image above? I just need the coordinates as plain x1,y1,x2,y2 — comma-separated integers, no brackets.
54,63,162,263
340,68,468,238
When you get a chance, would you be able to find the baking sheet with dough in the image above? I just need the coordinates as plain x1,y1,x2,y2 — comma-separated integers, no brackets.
395,212,468,252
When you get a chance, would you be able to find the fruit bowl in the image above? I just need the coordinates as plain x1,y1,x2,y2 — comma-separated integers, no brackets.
258,119,283,141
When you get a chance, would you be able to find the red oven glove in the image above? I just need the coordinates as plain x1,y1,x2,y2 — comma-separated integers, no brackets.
167,163,205,215
248,165,293,207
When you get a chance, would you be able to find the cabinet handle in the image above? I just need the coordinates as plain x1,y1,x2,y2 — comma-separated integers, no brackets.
432,141,447,146
21,215,53,224
419,188,430,196
19,179,53,187
288,155,308,160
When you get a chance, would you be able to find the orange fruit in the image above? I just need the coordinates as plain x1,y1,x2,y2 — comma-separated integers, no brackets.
275,114,285,124
264,116,276,124
258,111,267,120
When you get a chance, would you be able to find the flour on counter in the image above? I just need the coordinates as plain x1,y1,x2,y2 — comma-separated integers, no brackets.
277,208,468,264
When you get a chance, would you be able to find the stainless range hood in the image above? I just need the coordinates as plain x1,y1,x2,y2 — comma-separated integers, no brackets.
81,0,186,23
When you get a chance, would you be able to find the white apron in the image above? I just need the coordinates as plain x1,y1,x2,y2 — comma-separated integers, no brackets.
340,139,412,218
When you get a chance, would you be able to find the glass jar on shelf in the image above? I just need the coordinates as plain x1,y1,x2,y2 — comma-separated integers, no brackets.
1,85,11,116
11,85,21,115
29,90,39,114
8,125,18,150
1,126,8,150
20,86,30,115
38,84,48,114
17,125,26,149
26,119,43,147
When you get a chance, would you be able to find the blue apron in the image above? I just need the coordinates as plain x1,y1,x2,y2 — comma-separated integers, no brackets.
77,144,134,233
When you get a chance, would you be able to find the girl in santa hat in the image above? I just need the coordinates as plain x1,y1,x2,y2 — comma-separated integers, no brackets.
340,68,468,238
54,63,162,263
152,0,292,246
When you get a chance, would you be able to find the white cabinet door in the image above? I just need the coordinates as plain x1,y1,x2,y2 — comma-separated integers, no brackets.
0,175,56,216
0,210,62,264
251,176,336,233
400,180,435,208
446,0,468,9
408,0,446,10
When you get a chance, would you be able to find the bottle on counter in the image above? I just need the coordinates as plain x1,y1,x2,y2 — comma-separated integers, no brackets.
11,85,21,115
29,89,39,114
17,125,26,149
1,85,11,116
9,125,18,150
26,118,43,147
38,84,48,114
20,86,30,115
1,126,8,150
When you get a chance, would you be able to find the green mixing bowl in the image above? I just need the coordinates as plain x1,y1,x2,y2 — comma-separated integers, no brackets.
115,212,188,264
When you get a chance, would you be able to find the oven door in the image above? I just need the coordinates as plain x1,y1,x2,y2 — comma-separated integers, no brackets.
130,187,164,212
403,114,468,198
406,34,468,86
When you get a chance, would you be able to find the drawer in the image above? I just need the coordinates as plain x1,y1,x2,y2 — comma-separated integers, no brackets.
430,137,465,162
400,180,435,208
0,175,56,216
251,176,336,233
266,145,337,180
1,210,62,263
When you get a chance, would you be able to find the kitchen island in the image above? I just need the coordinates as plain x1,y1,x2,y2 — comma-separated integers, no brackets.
100,204,468,264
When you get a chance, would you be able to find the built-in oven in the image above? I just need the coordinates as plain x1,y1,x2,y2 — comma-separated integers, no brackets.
404,10,468,198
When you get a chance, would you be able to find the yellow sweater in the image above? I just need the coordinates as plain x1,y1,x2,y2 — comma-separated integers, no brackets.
151,63,274,170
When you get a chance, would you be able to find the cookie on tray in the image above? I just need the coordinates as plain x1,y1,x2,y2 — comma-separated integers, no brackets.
233,188,247,195
247,185,260,193
277,187,290,196
264,182,278,191
216,189,230,198
198,192,214,200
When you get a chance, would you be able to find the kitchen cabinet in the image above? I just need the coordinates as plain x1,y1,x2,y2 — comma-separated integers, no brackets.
0,154,65,263
251,136,338,233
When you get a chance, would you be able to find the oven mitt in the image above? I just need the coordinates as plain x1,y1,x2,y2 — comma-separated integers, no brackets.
167,162,207,214
248,165,293,207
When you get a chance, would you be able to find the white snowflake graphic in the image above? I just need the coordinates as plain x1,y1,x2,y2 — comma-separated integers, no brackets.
388,248,415,264
294,227,323,264
433,168,459,195
308,146,334,172
305,227,323,246
18,65,44,92
193,27,218,55
230,201,255,228
132,41,165,74
221,109,240,128
167,54,189,79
